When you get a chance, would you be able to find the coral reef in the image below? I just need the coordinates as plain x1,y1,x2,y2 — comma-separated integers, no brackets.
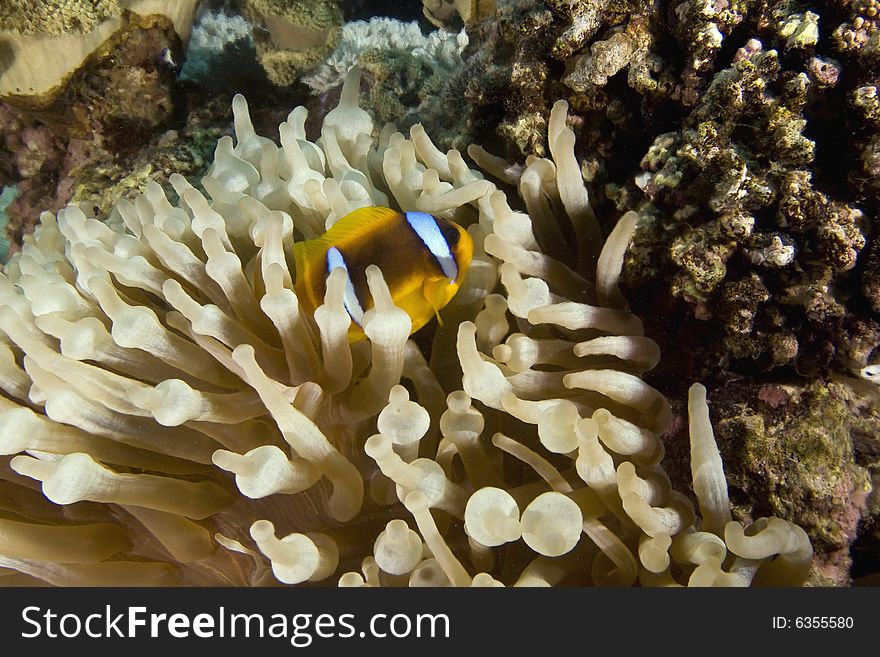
302,18,467,93
302,18,469,129
64,116,225,215
412,1,879,381
242,0,343,86
178,9,261,88
299,4,561,159
627,42,870,374
0,8,224,262
0,0,873,588
0,103,224,257
414,1,563,159
833,0,880,62
365,0,879,581
0,69,811,587
0,0,198,103
423,0,497,27
663,377,878,586
715,380,872,586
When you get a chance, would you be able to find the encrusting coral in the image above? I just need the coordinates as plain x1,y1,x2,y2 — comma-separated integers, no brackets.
0,0,199,102
709,379,875,586
0,7,213,264
423,0,497,27
627,40,871,374
300,17,469,128
0,68,811,587
242,0,343,86
178,9,259,88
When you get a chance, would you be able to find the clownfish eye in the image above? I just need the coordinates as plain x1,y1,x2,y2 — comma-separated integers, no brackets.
437,218,461,248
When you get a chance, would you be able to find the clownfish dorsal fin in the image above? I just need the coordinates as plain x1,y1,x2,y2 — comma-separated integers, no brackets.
321,206,402,246
291,236,328,281
291,235,333,313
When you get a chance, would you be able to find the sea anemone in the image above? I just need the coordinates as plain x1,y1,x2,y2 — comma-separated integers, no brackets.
0,68,811,587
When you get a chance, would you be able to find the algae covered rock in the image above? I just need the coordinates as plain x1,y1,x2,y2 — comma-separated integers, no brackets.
243,0,342,86
661,378,878,586
715,381,874,585
0,8,214,261
0,0,198,103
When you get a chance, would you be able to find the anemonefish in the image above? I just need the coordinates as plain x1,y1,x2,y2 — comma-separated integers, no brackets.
292,206,473,341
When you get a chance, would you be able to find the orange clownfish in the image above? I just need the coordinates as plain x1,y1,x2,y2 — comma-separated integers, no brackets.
292,207,473,341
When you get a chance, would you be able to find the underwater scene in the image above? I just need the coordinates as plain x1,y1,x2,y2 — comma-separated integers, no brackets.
0,0,877,588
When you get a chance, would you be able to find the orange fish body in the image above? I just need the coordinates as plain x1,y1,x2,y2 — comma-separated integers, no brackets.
292,207,473,341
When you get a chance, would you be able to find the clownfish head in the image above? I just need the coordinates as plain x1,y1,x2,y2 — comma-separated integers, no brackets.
410,212,473,324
